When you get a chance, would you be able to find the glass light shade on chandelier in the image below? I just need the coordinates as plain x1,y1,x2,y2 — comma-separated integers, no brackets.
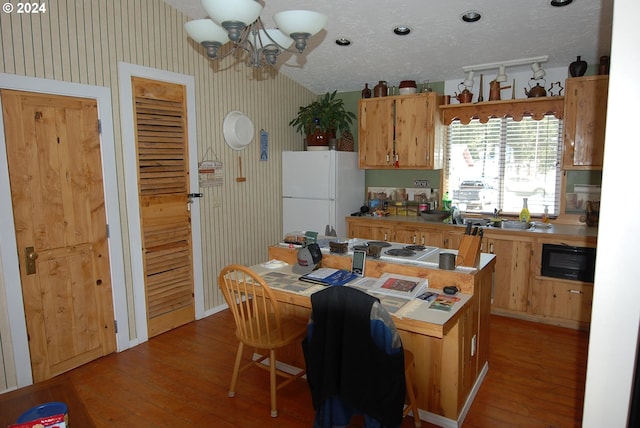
184,19,230,59
202,0,262,42
184,0,327,68
274,10,328,53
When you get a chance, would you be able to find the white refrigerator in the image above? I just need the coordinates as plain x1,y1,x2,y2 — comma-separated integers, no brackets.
282,151,365,237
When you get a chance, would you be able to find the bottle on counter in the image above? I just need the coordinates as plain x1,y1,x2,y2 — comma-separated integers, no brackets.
542,205,550,223
519,198,531,223
442,192,452,211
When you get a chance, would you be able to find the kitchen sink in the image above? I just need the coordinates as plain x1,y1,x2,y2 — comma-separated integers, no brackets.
500,220,533,230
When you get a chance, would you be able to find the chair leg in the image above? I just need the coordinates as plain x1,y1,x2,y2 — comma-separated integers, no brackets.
405,369,421,427
269,349,277,417
228,342,244,398
403,349,421,427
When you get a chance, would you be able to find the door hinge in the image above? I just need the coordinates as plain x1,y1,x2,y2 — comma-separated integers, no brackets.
114,320,118,334
97,119,102,134
106,224,110,238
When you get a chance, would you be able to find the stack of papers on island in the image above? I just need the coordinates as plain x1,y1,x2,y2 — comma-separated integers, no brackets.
298,268,359,286
350,273,428,300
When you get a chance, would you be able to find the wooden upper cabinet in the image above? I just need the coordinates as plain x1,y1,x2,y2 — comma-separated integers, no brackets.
358,93,443,169
562,75,609,169
358,97,394,168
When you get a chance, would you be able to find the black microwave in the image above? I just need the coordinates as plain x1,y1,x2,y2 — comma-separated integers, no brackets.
541,243,596,282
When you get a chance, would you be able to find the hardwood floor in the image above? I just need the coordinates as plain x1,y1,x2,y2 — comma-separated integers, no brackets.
0,312,588,428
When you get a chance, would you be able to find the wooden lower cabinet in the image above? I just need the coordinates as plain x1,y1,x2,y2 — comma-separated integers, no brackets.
484,235,532,313
530,278,594,327
443,229,463,249
395,225,444,247
348,222,393,241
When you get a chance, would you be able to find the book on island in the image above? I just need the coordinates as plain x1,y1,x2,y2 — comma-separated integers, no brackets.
350,273,428,300
298,268,359,286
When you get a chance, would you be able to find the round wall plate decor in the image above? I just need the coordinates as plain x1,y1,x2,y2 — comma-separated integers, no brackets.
223,110,254,150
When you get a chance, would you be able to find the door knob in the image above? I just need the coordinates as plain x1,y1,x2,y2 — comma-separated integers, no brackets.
25,246,38,275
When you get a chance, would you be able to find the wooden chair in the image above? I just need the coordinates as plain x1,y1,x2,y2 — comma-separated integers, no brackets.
403,349,422,427
218,264,307,417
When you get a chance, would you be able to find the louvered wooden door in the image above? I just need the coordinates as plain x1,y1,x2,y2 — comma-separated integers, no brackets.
2,90,116,381
131,77,194,337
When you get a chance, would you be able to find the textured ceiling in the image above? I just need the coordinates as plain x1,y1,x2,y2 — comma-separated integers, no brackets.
164,0,613,94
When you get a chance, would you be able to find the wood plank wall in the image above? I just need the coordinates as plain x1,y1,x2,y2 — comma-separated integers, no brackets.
0,0,315,391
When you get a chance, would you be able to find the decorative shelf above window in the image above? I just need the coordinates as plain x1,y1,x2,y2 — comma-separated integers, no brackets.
440,96,564,125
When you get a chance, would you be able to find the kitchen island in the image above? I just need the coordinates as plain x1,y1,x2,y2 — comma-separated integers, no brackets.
266,244,496,428
347,216,598,330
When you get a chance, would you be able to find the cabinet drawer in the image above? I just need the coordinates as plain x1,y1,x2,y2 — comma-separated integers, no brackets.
531,279,593,323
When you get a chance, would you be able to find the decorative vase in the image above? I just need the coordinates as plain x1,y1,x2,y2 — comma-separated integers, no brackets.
373,80,388,97
569,56,587,77
361,83,371,98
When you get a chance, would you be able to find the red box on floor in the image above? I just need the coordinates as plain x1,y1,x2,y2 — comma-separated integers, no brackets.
9,413,67,427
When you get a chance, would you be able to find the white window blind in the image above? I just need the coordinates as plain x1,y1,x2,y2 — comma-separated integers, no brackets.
446,115,562,215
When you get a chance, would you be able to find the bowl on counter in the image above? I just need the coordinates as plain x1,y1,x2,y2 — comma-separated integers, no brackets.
418,209,450,222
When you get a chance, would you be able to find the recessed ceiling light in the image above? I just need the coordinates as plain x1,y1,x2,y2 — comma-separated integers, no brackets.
461,10,482,23
550,0,573,6
335,38,351,46
393,25,411,36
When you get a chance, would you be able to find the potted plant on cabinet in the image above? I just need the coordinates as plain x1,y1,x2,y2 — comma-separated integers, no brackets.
289,90,357,150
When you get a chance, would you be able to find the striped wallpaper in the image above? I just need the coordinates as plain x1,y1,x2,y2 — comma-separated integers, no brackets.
0,0,315,391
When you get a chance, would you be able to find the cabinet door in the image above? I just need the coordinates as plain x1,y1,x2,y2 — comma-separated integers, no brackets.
370,226,393,242
349,223,372,239
395,227,418,244
395,96,429,168
443,230,463,250
417,228,444,247
488,238,531,312
349,223,393,241
531,279,593,323
562,76,608,169
358,98,394,168
395,93,443,169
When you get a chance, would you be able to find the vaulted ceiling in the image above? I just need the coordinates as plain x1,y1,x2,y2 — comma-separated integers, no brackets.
164,0,613,94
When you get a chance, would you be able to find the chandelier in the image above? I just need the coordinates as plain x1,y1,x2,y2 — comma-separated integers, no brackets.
184,0,328,68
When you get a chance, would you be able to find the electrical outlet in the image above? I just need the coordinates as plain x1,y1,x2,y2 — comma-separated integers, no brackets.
471,334,477,357
413,179,430,188
212,198,222,208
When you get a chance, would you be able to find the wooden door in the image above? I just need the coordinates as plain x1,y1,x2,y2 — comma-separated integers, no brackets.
131,77,194,338
358,98,394,168
2,90,116,382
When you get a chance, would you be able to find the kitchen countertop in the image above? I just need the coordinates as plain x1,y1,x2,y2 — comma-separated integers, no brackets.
348,215,599,239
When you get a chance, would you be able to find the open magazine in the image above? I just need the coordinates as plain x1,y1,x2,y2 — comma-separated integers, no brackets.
350,273,428,300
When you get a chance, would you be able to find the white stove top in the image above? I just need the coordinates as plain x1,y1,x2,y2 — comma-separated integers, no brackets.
346,238,440,263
